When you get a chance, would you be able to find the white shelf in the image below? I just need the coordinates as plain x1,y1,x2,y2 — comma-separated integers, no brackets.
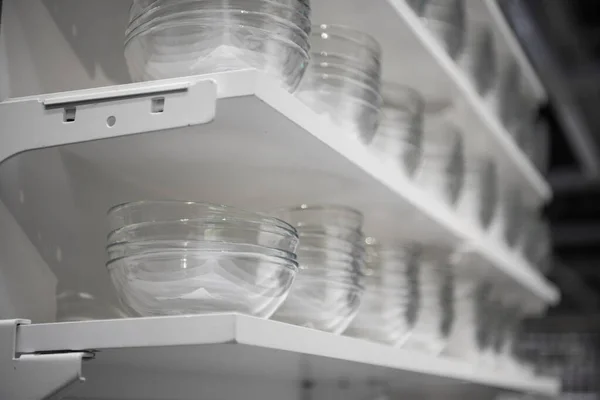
312,0,550,202
15,314,561,397
1,0,549,203
0,71,558,308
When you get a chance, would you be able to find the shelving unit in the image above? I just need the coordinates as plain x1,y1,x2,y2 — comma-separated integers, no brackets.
0,0,560,399
12,314,559,399
0,71,558,308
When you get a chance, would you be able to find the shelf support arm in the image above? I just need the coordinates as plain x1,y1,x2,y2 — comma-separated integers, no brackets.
0,319,87,400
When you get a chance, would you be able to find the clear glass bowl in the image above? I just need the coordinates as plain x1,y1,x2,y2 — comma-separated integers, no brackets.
129,0,312,31
126,9,310,51
295,24,383,143
295,73,382,143
496,62,522,133
107,219,299,254
296,232,357,255
421,0,465,59
519,212,550,270
128,0,311,37
370,84,424,177
456,156,498,230
401,248,453,355
444,279,490,361
271,273,363,333
108,249,298,317
459,23,497,96
414,125,464,206
297,225,364,245
308,24,381,80
107,240,296,262
125,13,310,91
270,204,363,231
109,201,293,232
343,242,420,344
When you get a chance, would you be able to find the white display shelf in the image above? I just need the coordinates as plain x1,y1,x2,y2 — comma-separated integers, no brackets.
0,71,558,307
313,0,550,201
15,314,561,397
1,0,549,203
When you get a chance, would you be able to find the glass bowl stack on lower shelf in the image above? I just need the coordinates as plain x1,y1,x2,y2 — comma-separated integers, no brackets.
269,205,366,333
106,201,301,318
94,200,548,376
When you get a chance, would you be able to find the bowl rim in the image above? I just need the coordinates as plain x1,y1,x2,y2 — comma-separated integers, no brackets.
124,19,311,59
106,248,300,270
310,23,382,57
106,240,297,261
125,8,310,46
129,0,311,30
107,217,299,244
269,203,364,223
108,200,296,232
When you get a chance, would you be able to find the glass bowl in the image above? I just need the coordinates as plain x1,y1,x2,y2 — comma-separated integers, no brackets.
295,75,382,143
126,9,310,50
421,0,465,59
370,83,424,176
107,240,296,262
271,273,363,333
308,24,381,80
270,204,363,231
125,14,310,91
129,0,312,32
455,156,498,230
107,219,299,254
108,249,298,318
459,23,497,96
295,24,382,143
401,248,453,354
343,242,420,344
414,124,464,206
109,201,293,232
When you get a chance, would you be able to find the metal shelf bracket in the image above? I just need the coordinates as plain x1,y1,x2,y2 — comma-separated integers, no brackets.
0,319,87,400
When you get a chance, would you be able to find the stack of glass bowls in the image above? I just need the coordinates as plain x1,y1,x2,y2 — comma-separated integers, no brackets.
124,0,312,92
490,299,520,368
369,84,424,177
447,281,492,361
106,200,300,318
489,184,523,249
295,24,383,143
414,123,465,207
518,211,551,274
455,155,498,230
494,62,522,135
458,22,497,96
402,247,453,355
480,289,507,366
270,204,364,333
421,0,466,59
344,239,419,345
